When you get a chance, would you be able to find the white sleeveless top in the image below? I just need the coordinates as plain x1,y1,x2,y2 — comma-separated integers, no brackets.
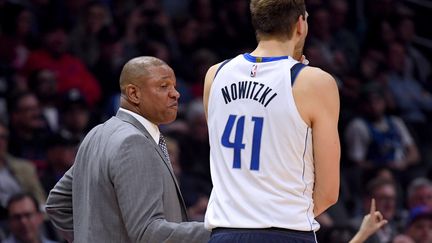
204,53,319,231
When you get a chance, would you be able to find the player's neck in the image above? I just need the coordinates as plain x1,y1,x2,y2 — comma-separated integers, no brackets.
250,39,296,58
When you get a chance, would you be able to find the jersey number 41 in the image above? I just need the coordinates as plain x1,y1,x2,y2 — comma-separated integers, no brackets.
221,115,264,171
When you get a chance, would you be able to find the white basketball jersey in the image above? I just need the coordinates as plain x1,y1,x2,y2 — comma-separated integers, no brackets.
204,53,319,231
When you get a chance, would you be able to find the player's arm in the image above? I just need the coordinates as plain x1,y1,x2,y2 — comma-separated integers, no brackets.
294,67,340,217
203,63,221,120
310,69,340,216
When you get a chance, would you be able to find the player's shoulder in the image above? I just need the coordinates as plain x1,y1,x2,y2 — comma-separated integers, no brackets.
297,66,338,93
300,66,336,84
206,62,223,78
205,59,233,81
209,62,222,72
210,59,233,73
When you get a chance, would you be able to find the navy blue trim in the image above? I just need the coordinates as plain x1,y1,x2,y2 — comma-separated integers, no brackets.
243,53,289,63
291,63,306,86
214,58,232,80
301,127,313,231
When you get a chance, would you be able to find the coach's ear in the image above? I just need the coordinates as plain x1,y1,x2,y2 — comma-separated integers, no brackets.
125,84,140,105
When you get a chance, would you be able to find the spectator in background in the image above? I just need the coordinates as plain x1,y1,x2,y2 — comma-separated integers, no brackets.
7,91,51,170
0,2,36,95
58,89,91,142
338,73,362,127
22,21,101,106
55,0,94,31
0,3,35,72
363,0,399,23
364,19,396,52
0,120,46,220
142,40,172,64
351,178,401,243
384,42,432,137
345,83,419,171
215,0,255,56
179,99,211,187
307,5,350,76
23,0,67,30
391,177,432,231
69,1,111,68
165,135,209,222
172,16,200,79
328,0,360,70
404,206,432,243
189,49,218,98
407,178,432,210
188,0,218,51
91,27,125,108
3,193,57,243
28,69,59,132
349,199,388,243
173,99,212,221
138,3,178,56
121,7,146,59
392,234,415,243
41,131,79,194
322,198,390,243
396,16,431,86
322,225,357,243
358,49,387,83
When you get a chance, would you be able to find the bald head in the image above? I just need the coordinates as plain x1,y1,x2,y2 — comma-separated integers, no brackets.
119,56,168,94
118,56,179,124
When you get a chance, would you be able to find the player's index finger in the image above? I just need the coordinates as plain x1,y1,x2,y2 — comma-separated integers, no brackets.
370,198,376,215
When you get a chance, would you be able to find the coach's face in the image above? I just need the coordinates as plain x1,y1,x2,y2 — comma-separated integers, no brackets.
137,65,180,125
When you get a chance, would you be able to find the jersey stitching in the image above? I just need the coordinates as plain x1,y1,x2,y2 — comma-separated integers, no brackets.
302,127,313,230
214,59,233,80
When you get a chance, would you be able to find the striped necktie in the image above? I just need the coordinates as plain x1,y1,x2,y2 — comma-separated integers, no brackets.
158,133,171,163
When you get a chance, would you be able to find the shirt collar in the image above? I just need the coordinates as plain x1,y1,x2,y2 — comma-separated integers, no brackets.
119,108,160,143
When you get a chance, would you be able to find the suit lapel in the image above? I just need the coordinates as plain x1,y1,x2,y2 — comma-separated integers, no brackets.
115,110,188,219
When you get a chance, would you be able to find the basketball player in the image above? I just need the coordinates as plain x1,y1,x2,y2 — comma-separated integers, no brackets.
203,0,340,242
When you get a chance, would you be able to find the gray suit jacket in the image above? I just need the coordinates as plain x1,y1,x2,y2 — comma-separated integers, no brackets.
45,110,210,243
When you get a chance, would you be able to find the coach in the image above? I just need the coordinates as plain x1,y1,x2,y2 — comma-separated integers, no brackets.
45,56,210,243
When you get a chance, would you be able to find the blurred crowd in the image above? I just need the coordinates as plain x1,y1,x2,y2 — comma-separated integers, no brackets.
0,0,431,242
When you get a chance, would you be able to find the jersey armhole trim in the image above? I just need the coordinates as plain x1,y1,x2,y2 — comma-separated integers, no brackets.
214,59,233,80
291,63,306,86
